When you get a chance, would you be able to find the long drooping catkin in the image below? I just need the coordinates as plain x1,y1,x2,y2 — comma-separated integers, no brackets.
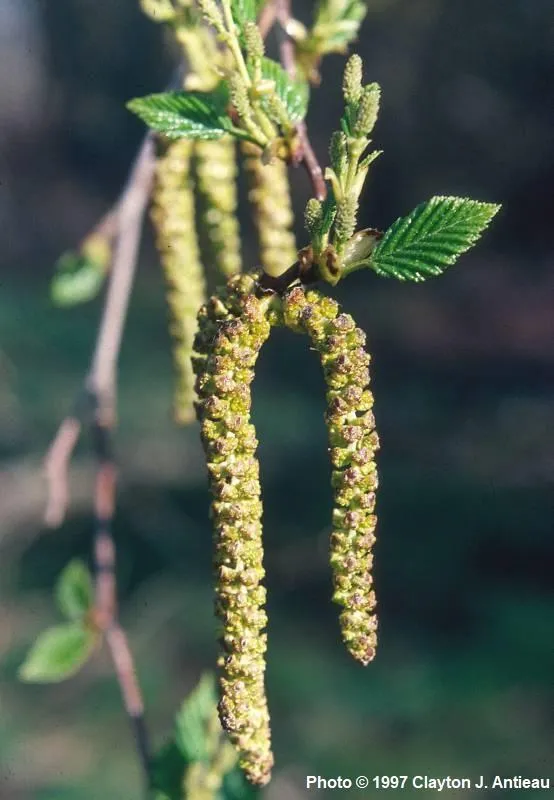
281,287,379,666
241,143,297,277
194,138,242,278
150,139,206,425
193,273,273,786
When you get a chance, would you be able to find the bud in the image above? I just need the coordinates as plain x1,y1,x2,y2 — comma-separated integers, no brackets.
243,21,265,63
304,198,323,236
229,73,253,123
343,54,363,106
329,131,348,179
352,83,381,138
334,195,358,247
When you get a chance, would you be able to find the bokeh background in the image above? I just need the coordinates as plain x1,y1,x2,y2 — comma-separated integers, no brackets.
1,1,553,797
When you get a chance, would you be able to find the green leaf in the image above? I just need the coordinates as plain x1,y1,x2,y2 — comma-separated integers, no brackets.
175,673,218,762
220,766,261,800
55,560,94,621
151,740,187,800
231,0,265,29
368,196,501,281
19,623,96,683
258,58,309,124
127,89,234,140
51,244,109,307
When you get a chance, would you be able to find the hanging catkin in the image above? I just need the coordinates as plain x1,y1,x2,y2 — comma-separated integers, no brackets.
281,286,379,666
241,142,297,277
193,273,273,786
195,138,242,277
151,138,206,424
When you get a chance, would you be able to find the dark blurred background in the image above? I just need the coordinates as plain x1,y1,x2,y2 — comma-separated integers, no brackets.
1,1,553,797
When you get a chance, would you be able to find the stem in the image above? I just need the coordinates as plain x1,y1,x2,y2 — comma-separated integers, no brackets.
43,132,156,794
273,0,327,202
91,427,151,793
88,134,155,414
221,0,252,87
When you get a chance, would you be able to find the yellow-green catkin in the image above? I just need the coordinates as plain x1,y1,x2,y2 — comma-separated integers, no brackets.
241,142,297,277
281,286,379,666
151,138,206,424
193,273,273,786
195,138,242,277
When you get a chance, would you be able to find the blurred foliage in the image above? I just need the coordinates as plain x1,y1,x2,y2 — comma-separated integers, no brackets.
1,0,553,798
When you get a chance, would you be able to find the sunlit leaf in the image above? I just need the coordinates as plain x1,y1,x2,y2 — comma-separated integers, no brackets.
55,560,94,621
368,196,501,281
19,623,96,683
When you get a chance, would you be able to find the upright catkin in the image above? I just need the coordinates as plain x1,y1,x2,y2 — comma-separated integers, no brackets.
241,142,297,277
193,273,273,786
195,138,242,277
151,139,206,424
281,287,379,666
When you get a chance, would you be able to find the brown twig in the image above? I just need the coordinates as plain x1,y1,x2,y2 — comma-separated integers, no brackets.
91,423,151,792
257,0,277,38
43,131,156,793
44,133,156,526
275,0,327,201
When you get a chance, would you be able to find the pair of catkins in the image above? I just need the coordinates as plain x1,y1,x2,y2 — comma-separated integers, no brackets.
153,131,374,790
139,7,498,788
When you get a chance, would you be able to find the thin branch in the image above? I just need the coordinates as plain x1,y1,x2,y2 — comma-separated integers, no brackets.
43,132,156,794
274,0,327,201
88,133,156,419
91,430,151,792
44,133,156,526
257,0,277,39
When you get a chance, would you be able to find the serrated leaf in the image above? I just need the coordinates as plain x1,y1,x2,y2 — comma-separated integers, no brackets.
55,560,94,621
175,673,218,762
51,251,108,306
368,196,500,281
257,58,309,124
19,623,96,683
127,89,234,140
231,0,265,28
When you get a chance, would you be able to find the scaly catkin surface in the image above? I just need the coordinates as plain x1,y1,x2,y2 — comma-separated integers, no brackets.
281,286,379,666
193,273,273,786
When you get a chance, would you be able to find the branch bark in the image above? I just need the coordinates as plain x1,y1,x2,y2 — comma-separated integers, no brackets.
275,0,327,201
43,131,156,794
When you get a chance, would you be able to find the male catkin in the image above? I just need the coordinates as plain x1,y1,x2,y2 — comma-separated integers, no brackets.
241,143,297,277
151,139,206,424
281,287,379,666
195,138,242,278
193,274,273,786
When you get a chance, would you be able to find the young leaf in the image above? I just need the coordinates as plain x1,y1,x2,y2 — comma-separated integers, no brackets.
51,253,107,306
231,0,265,28
175,673,218,762
55,560,94,621
368,196,501,281
19,623,96,683
127,90,234,140
257,58,309,124
221,766,261,800
150,740,188,800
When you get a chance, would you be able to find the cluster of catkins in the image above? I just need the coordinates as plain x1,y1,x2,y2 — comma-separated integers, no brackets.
192,273,379,785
